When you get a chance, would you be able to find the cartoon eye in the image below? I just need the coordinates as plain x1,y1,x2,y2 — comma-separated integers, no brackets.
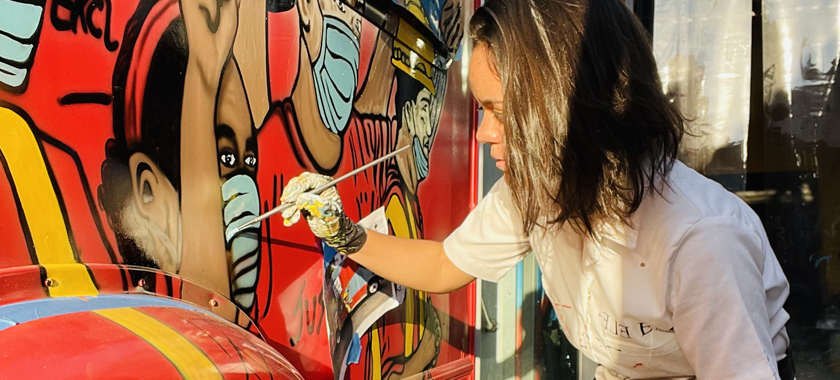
244,155,257,168
220,152,236,168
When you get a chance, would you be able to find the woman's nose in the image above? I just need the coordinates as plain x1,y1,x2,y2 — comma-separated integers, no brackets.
476,116,502,144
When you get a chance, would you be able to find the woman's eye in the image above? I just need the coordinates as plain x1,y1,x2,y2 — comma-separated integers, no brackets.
244,155,257,168
220,152,236,168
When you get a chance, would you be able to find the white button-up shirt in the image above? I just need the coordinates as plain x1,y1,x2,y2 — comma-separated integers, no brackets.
444,161,790,380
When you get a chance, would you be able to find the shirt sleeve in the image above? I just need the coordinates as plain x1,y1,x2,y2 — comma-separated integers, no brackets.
443,178,531,282
669,217,780,380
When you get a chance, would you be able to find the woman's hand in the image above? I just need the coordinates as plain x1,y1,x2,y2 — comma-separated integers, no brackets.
281,172,368,254
181,0,240,88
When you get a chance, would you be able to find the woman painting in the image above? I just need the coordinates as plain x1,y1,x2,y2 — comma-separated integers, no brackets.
280,0,794,379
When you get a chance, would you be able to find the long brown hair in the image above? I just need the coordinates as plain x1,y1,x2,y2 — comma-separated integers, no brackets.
470,0,684,236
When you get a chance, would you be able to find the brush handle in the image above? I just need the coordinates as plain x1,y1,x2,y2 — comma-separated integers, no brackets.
233,145,411,233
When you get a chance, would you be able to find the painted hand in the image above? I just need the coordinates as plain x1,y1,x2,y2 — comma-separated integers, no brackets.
281,172,368,254
181,0,240,87
222,174,261,313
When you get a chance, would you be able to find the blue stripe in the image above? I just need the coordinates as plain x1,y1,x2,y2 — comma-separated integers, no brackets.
0,294,205,332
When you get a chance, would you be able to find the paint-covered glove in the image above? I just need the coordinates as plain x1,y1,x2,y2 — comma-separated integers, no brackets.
280,172,367,255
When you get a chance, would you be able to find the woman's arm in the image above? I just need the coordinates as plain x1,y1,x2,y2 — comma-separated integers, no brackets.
282,174,530,294
670,217,783,379
350,230,475,293
280,172,475,293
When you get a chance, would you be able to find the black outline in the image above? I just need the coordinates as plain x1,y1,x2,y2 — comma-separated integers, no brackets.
37,265,48,293
0,152,38,265
58,92,112,106
36,130,83,263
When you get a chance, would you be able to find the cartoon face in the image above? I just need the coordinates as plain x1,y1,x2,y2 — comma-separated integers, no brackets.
297,0,362,136
122,153,183,274
216,61,258,179
216,60,261,313
405,87,435,179
299,0,362,58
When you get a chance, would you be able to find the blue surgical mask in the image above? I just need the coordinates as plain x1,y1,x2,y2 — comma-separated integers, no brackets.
412,135,430,180
312,16,360,135
222,174,261,312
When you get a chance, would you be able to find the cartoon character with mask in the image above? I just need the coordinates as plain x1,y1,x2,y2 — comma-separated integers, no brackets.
281,0,363,174
99,0,266,320
330,1,462,377
217,59,262,315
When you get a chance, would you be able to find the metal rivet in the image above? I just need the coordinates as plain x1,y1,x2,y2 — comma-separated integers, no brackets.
44,278,57,287
209,299,219,307
640,262,646,268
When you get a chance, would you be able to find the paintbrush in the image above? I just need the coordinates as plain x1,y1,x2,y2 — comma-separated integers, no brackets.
232,145,411,234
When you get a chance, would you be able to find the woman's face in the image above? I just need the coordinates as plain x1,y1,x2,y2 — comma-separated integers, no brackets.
469,44,507,171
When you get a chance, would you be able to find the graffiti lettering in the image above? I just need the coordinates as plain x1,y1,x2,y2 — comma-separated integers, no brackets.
50,0,119,52
290,281,325,346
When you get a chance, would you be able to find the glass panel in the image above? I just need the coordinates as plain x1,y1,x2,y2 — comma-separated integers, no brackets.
653,0,753,192
762,0,840,377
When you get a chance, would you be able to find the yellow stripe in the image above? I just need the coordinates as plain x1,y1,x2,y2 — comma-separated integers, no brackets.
385,195,411,239
94,308,223,380
0,106,97,296
371,323,382,380
405,289,414,356
43,264,98,297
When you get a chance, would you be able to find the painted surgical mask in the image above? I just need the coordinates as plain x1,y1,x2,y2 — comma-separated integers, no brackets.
312,16,360,135
222,173,261,312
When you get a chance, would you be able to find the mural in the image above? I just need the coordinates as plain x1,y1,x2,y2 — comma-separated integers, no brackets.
0,0,474,378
